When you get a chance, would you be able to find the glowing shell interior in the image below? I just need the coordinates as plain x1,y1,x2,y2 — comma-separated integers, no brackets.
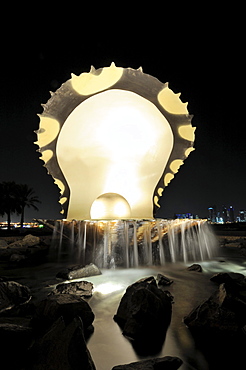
35,63,195,220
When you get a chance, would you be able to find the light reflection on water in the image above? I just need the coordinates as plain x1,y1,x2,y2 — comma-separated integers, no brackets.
85,250,246,370
4,246,245,369
87,267,206,370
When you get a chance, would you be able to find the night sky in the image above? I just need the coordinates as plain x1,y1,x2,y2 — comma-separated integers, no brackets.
0,11,245,222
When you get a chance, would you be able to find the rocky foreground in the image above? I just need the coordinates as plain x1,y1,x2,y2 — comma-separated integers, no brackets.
0,234,50,264
0,234,246,369
0,269,182,369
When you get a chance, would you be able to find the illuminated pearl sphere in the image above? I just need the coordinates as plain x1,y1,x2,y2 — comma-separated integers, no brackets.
90,193,131,220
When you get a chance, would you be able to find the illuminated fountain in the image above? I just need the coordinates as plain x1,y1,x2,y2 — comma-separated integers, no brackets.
35,63,217,267
48,218,216,268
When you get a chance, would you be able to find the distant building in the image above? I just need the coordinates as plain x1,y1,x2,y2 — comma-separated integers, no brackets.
175,213,194,219
208,206,217,223
208,204,236,223
222,206,228,223
238,210,246,222
228,206,235,222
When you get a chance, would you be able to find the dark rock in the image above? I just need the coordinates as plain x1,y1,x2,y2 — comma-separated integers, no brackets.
30,316,96,370
215,283,246,324
240,248,246,257
239,239,246,256
32,293,94,333
210,272,246,288
184,294,240,336
162,290,175,303
22,233,40,246
187,263,203,272
0,247,24,260
51,280,94,298
112,356,183,370
8,234,40,248
6,236,37,252
114,276,172,354
210,272,246,324
184,277,246,337
157,273,173,286
0,322,33,369
56,263,101,280
24,244,49,263
135,276,157,285
184,281,246,368
6,241,24,249
0,239,8,247
0,281,31,314
113,276,156,325
0,316,32,326
0,234,48,264
9,253,27,262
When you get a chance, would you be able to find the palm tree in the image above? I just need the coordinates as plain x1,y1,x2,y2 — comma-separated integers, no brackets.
0,181,19,230
16,184,41,227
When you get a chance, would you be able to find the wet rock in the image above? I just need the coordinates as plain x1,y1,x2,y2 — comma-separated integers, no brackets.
157,273,173,286
56,263,101,280
184,277,246,368
114,276,172,354
184,271,246,337
215,283,246,320
32,293,94,333
0,281,31,314
210,272,246,322
30,316,96,370
187,263,203,272
184,292,240,335
51,280,94,298
114,276,156,325
112,356,183,370
210,272,246,287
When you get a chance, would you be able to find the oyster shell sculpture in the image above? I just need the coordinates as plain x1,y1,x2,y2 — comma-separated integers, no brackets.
35,63,195,220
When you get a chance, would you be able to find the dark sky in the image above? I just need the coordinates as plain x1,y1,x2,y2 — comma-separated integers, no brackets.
0,11,245,221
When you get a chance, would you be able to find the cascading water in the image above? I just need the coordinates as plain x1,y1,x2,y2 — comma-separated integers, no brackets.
34,64,208,271
49,219,217,268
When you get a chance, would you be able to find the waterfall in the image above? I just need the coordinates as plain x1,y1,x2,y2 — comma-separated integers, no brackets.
50,219,217,268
